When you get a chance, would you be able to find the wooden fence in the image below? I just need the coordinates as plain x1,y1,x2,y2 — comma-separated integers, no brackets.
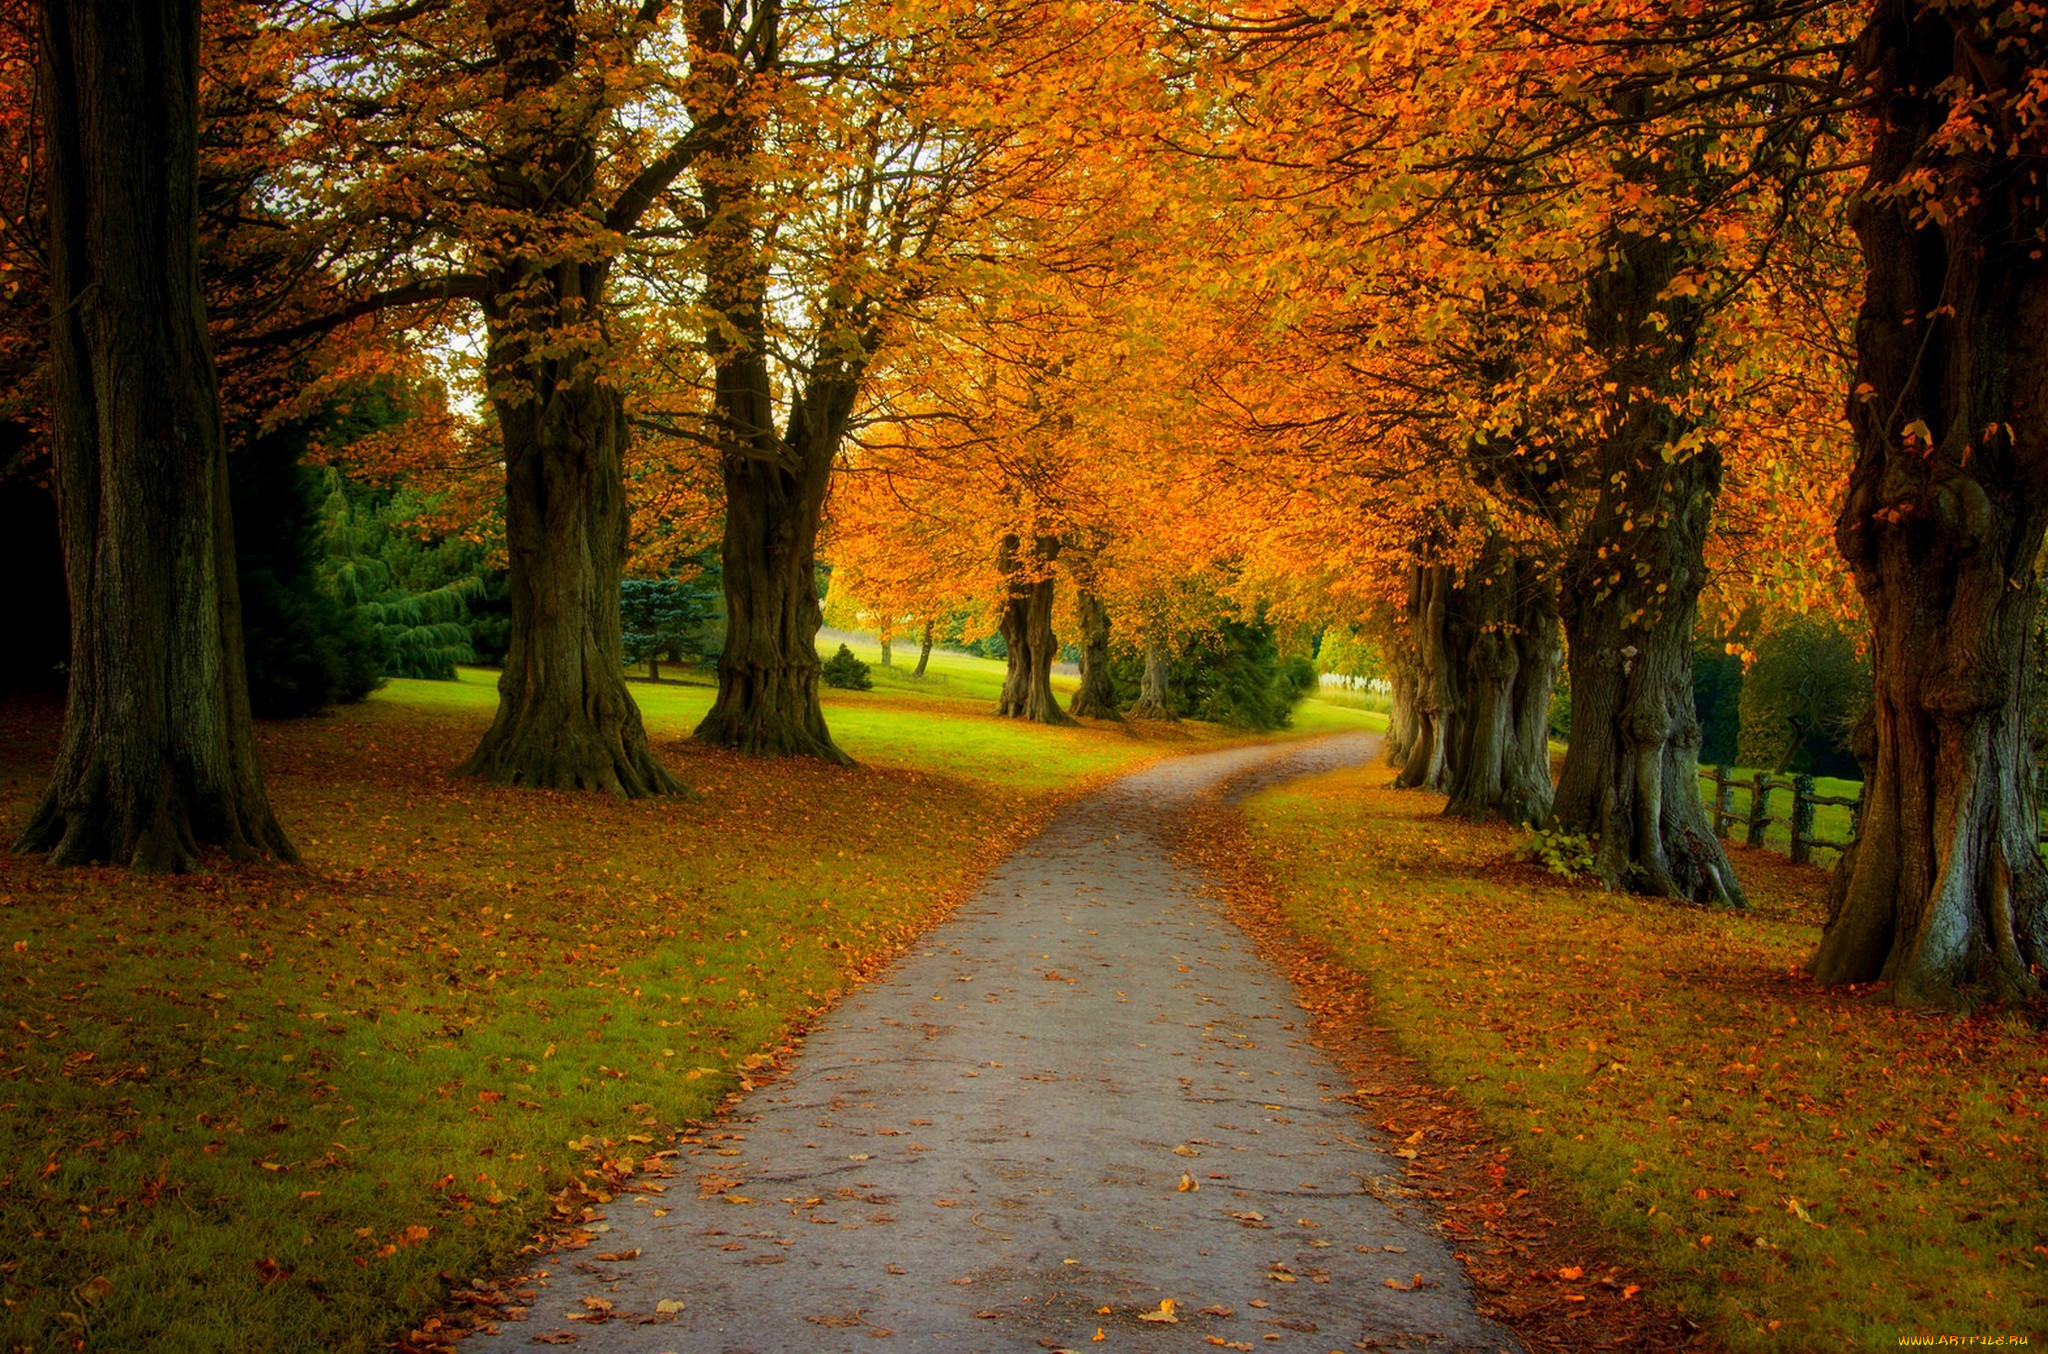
1699,767,2048,864
1698,767,1859,865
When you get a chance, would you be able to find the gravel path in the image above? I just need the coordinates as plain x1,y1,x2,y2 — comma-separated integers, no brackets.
468,734,1517,1354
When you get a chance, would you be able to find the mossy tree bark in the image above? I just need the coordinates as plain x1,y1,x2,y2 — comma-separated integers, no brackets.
17,0,295,870
1548,222,1743,906
1127,631,1176,720
996,534,1075,726
1810,1,2048,1003
461,345,678,794
1068,588,1121,720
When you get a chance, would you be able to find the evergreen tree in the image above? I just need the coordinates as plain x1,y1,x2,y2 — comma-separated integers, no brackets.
315,472,488,681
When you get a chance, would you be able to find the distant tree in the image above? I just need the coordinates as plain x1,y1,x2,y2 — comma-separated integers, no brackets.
1111,613,1310,731
1316,628,1382,688
1738,621,1869,780
621,573,717,682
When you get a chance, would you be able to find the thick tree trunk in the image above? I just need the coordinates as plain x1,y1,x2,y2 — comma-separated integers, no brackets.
912,620,934,678
16,1,295,870
878,634,892,668
695,429,844,762
1068,589,1121,720
1126,632,1176,720
1442,550,1559,826
1811,3,2048,1003
1394,565,1455,793
996,535,1075,726
1549,217,1742,905
462,366,679,795
1503,558,1562,823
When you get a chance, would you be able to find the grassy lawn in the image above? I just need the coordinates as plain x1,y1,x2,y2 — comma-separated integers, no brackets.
1240,762,2048,1352
0,652,1332,1353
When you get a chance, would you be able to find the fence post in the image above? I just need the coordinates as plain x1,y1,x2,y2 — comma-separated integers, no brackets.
1746,772,1773,848
1791,773,1816,865
1710,766,1733,838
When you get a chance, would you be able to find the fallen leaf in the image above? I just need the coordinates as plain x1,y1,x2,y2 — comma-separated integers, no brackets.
655,1299,686,1315
1137,1298,1178,1324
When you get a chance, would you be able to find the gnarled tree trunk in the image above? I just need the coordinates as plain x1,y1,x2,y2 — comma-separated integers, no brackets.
1811,1,2048,1003
1127,631,1176,720
996,535,1074,726
694,392,847,763
1503,558,1563,824
1394,565,1455,793
1443,549,1560,826
1549,218,1742,905
17,0,295,870
1068,588,1121,720
462,360,679,795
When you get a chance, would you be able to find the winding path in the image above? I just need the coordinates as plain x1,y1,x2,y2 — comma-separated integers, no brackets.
470,734,1516,1354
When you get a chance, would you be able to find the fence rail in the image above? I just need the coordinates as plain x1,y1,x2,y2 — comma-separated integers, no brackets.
1701,766,2048,863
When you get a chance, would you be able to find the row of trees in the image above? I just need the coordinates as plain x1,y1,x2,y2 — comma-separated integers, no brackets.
2,0,2043,1004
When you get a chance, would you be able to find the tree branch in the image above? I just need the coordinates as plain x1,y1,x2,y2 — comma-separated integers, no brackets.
218,273,490,349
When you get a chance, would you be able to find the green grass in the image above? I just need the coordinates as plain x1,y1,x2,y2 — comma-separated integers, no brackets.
0,653,1265,1354
1240,762,2048,1352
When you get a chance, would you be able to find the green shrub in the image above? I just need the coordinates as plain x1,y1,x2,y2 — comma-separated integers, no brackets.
820,642,873,690
1520,825,1598,879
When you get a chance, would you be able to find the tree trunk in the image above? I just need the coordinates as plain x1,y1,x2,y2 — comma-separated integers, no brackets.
879,634,892,667
1503,557,1562,823
1394,565,1455,793
1810,3,2048,1003
1068,588,1121,720
16,1,295,870
462,364,681,795
1443,549,1559,826
1548,215,1743,904
912,619,934,678
996,535,1075,725
1126,632,1176,720
695,431,844,761
1383,649,1417,768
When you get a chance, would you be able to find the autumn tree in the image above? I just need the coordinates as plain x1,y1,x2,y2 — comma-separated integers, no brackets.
279,1,718,795
16,0,294,868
